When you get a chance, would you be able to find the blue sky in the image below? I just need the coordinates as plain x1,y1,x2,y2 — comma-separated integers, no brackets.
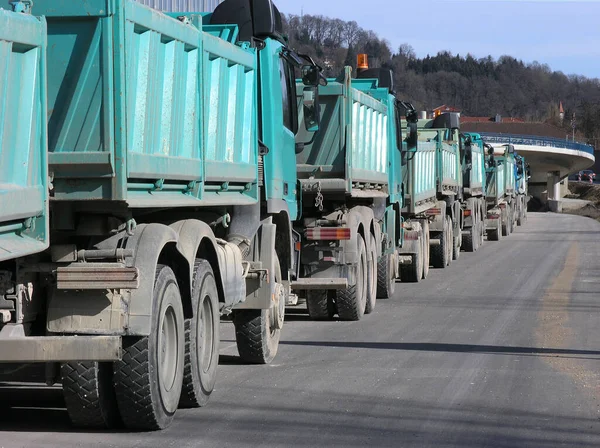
274,0,600,79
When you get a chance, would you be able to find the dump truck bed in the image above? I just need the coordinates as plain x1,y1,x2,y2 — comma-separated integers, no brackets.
404,135,437,214
486,163,506,204
462,133,485,197
502,155,517,197
0,9,48,262
295,68,389,197
403,117,460,214
35,0,257,207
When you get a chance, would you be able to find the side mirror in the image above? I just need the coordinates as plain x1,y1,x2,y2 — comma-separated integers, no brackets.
397,101,418,152
507,145,515,154
303,86,320,132
301,64,327,87
406,122,418,151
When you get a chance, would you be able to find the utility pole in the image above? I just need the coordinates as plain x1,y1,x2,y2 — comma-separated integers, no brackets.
571,112,576,142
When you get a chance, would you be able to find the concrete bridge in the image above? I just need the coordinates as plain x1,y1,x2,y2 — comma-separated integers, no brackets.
477,132,595,207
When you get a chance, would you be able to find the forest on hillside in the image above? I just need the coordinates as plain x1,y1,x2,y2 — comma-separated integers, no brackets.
282,13,600,149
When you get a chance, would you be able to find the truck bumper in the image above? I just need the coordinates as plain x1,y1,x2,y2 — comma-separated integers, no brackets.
0,335,121,363
291,278,348,290
485,216,501,231
292,263,355,291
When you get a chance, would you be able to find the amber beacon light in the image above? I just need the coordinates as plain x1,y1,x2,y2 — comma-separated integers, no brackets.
357,54,369,73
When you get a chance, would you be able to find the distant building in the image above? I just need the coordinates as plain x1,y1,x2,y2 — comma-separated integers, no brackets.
460,116,525,124
460,121,576,140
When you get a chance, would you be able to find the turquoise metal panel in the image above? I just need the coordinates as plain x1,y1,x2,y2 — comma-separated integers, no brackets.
408,137,437,213
203,31,257,185
123,1,203,181
33,0,113,17
0,9,48,261
257,38,298,219
416,122,460,196
296,67,389,194
486,163,505,202
350,88,388,184
461,133,486,195
501,154,516,197
37,0,258,206
354,82,403,207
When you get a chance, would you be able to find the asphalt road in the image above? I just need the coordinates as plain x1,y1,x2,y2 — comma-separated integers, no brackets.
2,212,600,448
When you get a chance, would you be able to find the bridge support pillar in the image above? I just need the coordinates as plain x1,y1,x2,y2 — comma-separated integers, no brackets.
547,171,562,212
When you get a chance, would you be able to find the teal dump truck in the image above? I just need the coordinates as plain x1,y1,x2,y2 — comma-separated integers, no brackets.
514,153,530,226
292,66,396,320
484,144,517,240
410,114,463,270
0,0,323,430
459,132,487,252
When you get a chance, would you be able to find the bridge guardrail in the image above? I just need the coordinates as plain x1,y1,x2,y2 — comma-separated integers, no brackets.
478,132,595,156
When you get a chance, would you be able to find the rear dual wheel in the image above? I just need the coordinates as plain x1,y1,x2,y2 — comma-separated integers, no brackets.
376,251,396,299
113,265,185,430
63,262,219,430
462,206,480,253
306,290,335,320
445,218,454,265
430,215,449,269
400,232,423,283
365,234,378,314
420,219,430,279
233,255,284,364
61,362,121,429
336,234,367,321
179,260,219,408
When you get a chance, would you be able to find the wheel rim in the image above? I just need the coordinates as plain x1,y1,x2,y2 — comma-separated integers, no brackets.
446,219,452,264
358,239,366,310
270,256,284,332
198,296,214,374
388,254,396,292
159,305,179,394
369,243,376,300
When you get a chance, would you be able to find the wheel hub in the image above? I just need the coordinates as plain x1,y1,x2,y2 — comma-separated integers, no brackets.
272,283,285,330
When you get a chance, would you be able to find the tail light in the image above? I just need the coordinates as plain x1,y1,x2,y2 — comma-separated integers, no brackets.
305,227,351,241
425,208,442,216
463,210,472,217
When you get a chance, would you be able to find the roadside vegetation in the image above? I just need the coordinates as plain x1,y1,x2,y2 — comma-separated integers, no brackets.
282,13,600,151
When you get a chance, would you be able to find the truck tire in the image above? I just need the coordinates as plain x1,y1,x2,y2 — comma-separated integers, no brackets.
306,290,335,320
233,255,283,364
479,206,485,247
488,221,503,241
336,234,367,321
446,217,453,266
516,199,523,226
462,225,476,252
114,265,185,430
365,234,378,314
430,214,448,269
179,260,219,409
421,219,430,279
376,252,396,299
452,225,461,261
463,209,479,252
61,362,121,429
400,234,423,283
501,208,509,236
